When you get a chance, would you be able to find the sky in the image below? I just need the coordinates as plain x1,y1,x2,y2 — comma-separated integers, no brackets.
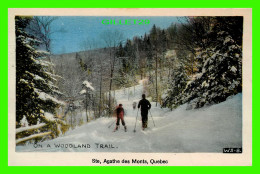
50,16,179,55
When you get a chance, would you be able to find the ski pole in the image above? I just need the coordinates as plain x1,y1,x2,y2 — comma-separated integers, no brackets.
133,108,139,133
149,110,155,127
108,119,117,128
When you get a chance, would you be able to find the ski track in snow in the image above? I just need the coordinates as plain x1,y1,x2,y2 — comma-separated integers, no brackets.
16,79,242,152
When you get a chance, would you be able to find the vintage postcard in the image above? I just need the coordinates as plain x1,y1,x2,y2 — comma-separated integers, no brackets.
8,8,252,166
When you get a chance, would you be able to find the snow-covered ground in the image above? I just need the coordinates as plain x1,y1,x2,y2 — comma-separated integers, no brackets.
16,80,242,152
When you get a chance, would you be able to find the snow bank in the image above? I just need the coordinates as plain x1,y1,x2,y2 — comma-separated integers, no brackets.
155,93,242,152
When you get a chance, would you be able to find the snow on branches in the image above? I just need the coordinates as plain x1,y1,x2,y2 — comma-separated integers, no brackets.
16,16,66,143
82,80,95,91
162,17,242,109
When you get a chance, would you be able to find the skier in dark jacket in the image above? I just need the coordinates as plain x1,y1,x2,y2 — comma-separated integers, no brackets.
138,94,151,130
114,104,127,132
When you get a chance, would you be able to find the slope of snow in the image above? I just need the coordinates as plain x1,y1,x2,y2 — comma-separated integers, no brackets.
16,80,242,152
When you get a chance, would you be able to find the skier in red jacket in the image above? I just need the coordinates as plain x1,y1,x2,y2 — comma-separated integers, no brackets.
114,104,127,132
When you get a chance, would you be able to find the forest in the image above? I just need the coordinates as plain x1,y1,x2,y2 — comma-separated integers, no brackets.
15,16,243,145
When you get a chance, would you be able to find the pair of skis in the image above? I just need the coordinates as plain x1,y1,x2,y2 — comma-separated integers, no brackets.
108,120,127,132
113,126,127,132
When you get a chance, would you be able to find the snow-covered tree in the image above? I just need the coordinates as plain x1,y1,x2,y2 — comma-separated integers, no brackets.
184,29,242,108
16,16,65,141
162,63,188,109
80,80,95,122
162,17,242,109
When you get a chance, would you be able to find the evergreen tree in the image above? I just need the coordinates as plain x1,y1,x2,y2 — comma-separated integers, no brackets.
16,16,65,138
184,18,242,108
162,16,242,109
162,63,188,109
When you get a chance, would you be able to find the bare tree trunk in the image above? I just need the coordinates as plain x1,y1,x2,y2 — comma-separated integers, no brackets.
101,30,124,116
141,68,143,80
70,112,72,128
108,47,118,116
108,49,115,116
85,89,88,123
108,71,113,115
155,53,158,107
92,93,95,120
159,57,162,81
114,90,116,105
99,67,103,118
108,48,112,116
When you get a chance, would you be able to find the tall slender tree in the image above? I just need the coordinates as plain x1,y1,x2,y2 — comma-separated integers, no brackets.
100,30,124,115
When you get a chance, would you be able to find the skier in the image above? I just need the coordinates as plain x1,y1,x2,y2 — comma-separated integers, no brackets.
133,101,137,110
114,104,127,132
138,94,151,130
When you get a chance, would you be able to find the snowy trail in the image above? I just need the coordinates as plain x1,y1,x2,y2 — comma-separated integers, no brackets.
16,80,242,152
